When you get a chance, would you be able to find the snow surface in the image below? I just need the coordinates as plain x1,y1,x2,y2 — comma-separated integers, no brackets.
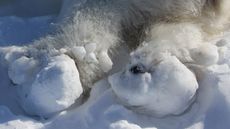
0,16,55,46
0,0,62,17
0,2,230,129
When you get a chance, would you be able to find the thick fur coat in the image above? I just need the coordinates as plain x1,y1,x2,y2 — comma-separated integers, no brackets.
30,0,230,88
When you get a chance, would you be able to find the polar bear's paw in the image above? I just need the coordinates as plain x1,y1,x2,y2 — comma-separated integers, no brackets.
5,46,84,118
16,54,83,118
109,54,198,117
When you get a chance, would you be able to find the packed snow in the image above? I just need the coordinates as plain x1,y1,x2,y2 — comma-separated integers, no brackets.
0,0,230,129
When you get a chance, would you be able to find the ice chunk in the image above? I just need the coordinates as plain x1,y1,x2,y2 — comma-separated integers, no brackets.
60,48,68,54
109,55,198,117
8,56,39,85
85,43,97,53
85,53,98,63
17,54,83,117
98,51,113,72
71,46,86,61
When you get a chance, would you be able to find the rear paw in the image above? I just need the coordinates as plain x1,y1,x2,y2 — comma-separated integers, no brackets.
8,54,83,117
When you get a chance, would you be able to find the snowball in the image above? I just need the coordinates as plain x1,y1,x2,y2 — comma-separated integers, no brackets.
71,46,86,61
109,55,198,117
18,54,83,117
85,43,97,53
8,56,39,85
190,44,219,66
98,51,113,72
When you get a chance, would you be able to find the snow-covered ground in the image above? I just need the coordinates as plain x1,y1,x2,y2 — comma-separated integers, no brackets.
1,1,230,129
0,16,55,46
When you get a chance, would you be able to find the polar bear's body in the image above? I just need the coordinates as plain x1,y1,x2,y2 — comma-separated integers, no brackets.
32,0,230,89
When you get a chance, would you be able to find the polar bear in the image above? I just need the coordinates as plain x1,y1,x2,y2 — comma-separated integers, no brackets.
28,0,230,90
107,23,217,117
4,0,230,117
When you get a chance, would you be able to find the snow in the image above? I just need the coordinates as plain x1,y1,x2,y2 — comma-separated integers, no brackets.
0,106,43,129
190,43,219,66
0,1,230,129
0,16,55,46
109,120,144,129
0,0,62,17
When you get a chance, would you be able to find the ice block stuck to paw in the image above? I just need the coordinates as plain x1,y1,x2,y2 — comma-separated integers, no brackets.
98,50,113,72
71,46,87,61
